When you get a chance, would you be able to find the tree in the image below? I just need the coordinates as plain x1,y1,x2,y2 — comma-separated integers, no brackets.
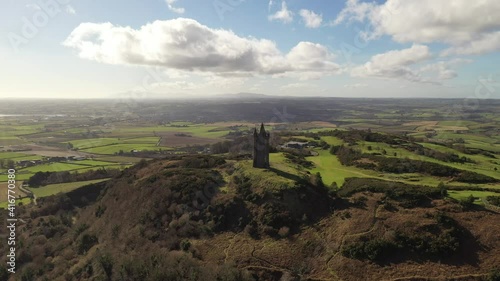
437,181,447,197
459,194,475,209
314,172,324,188
28,171,51,187
330,181,339,190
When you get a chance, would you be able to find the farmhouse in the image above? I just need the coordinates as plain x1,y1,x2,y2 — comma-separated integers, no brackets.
67,156,86,161
17,160,41,167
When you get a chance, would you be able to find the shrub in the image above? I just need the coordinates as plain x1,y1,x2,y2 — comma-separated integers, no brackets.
486,268,500,281
74,223,89,238
278,226,290,238
459,194,475,209
342,239,398,261
180,240,191,252
98,253,113,278
111,224,120,239
95,205,106,218
486,196,500,207
77,234,98,254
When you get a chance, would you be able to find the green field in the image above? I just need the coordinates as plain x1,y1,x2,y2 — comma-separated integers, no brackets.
0,173,33,182
20,163,88,173
10,155,44,161
72,164,131,173
68,159,118,166
29,179,109,198
447,190,500,206
236,159,295,194
81,144,165,155
320,136,343,146
1,108,499,207
0,198,31,209
0,152,37,159
94,155,149,163
111,125,230,139
307,150,379,186
68,138,122,149
121,137,160,144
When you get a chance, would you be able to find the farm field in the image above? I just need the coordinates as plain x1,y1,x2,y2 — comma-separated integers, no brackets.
307,150,379,186
0,197,31,209
447,190,500,206
29,179,109,199
1,98,500,210
0,181,27,202
19,163,87,173
80,144,163,155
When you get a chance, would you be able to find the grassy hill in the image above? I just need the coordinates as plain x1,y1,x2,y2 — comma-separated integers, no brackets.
1,155,499,281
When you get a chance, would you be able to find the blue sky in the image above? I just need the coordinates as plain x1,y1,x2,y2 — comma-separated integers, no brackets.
1,0,499,99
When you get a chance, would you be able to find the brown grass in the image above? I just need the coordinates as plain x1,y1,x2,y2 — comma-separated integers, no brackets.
158,132,220,147
403,121,439,127
0,181,27,202
197,193,500,281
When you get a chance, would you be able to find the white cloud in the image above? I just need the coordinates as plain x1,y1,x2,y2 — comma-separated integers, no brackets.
417,58,472,80
286,42,338,72
299,9,322,28
333,0,374,25
268,0,274,11
335,0,500,55
351,44,433,82
63,18,340,78
65,5,76,15
441,31,500,56
166,0,185,14
268,1,293,24
352,45,471,84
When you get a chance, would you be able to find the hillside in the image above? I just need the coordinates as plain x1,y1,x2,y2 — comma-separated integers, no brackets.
1,155,499,281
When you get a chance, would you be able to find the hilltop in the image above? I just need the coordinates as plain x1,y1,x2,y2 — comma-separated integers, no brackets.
1,155,499,281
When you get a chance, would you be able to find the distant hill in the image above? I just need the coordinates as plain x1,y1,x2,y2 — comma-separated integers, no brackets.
1,155,499,281
215,92,277,99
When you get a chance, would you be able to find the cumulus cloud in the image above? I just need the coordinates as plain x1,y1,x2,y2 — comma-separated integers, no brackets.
417,58,472,80
166,0,185,14
335,0,500,55
351,44,433,82
441,31,500,56
352,45,470,84
333,0,374,25
63,18,340,77
268,1,293,24
299,9,322,28
287,42,338,72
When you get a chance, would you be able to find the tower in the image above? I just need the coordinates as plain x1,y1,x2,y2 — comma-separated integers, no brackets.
253,123,270,168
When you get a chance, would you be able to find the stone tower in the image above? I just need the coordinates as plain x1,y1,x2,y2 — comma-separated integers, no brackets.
253,123,270,168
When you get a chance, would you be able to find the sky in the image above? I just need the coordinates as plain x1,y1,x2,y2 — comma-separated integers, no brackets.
1,0,499,99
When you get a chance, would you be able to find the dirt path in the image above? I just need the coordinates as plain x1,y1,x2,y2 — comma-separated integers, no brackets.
19,184,36,205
